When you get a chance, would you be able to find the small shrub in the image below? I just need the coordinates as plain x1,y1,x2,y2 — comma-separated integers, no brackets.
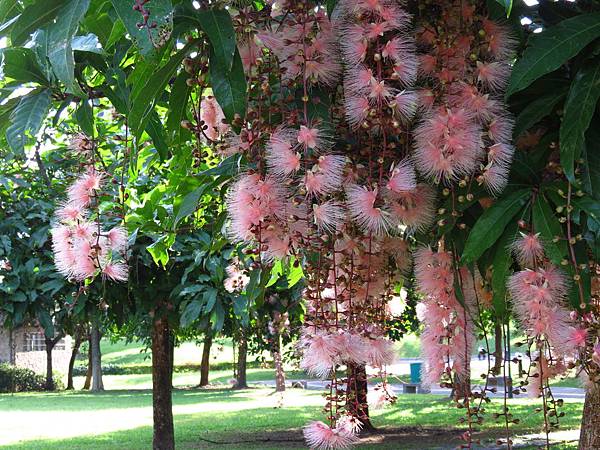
0,363,46,393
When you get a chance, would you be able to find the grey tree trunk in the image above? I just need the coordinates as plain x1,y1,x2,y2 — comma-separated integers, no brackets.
90,325,104,391
579,383,600,449
233,336,248,389
44,333,64,391
493,322,503,376
272,332,285,392
347,363,375,432
152,315,175,450
8,328,15,364
199,333,212,387
83,336,92,390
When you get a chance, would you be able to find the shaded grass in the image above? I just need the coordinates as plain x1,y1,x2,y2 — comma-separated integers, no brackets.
0,386,583,449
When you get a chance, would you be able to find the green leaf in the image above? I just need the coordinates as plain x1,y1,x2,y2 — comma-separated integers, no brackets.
166,71,192,143
495,0,513,16
560,58,600,182
129,41,193,135
507,13,600,98
513,90,566,138
196,9,236,72
491,222,519,318
145,111,168,161
6,90,52,155
1,47,49,85
110,0,173,57
203,287,218,313
10,0,63,45
180,299,202,327
75,99,94,136
326,0,338,16
72,34,103,54
210,47,247,123
37,310,55,338
173,185,206,227
582,126,600,200
532,194,568,266
46,0,91,97
461,189,530,264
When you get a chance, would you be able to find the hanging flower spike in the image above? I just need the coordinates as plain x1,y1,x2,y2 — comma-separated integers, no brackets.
386,159,417,194
346,185,390,235
510,233,544,267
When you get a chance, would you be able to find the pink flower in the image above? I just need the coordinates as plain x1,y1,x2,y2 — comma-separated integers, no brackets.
476,61,510,92
592,343,600,369
303,420,358,450
68,133,94,154
313,200,345,232
300,332,336,378
344,66,374,97
68,171,103,207
346,185,389,235
387,184,436,231
366,337,396,367
106,227,128,253
382,36,414,63
511,233,544,267
483,19,517,60
368,79,396,103
569,327,588,348
413,108,483,182
56,203,84,222
297,126,330,153
488,116,515,144
102,262,128,282
481,163,510,195
266,127,301,178
386,159,416,193
392,91,418,122
344,96,370,128
201,96,229,141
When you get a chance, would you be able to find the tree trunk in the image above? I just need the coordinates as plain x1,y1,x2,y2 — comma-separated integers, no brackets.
44,337,55,391
67,332,83,390
152,316,175,450
8,328,15,364
199,333,212,387
579,383,600,449
90,325,104,391
347,363,375,432
272,332,285,392
44,333,64,391
493,322,503,376
233,335,248,389
453,369,471,401
83,336,92,390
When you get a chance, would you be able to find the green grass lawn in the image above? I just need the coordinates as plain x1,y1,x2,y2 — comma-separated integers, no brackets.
0,387,583,449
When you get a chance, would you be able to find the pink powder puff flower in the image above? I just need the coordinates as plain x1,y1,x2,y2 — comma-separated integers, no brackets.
413,108,482,182
334,332,369,364
313,200,345,232
569,327,588,348
262,228,291,260
487,143,514,167
72,240,97,281
300,332,336,378
73,221,94,241
368,383,396,410
392,59,418,87
344,96,370,128
386,159,416,193
483,19,517,60
392,90,418,122
418,54,438,77
511,233,544,267
340,37,368,64
68,133,94,155
366,337,396,367
346,185,390,235
366,21,390,40
480,163,510,195
488,115,515,144
305,57,342,87
476,61,510,92
106,226,128,253
102,262,128,282
382,37,415,63
388,183,436,231
303,420,358,450
201,96,229,141
297,126,330,153
266,127,301,178
417,88,435,111
344,66,374,97
238,37,261,71
68,170,103,207
368,79,396,103
56,203,84,222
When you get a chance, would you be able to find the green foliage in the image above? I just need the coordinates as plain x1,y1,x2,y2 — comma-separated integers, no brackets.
0,363,47,393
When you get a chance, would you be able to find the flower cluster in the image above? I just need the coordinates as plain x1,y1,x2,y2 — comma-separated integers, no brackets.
51,169,128,283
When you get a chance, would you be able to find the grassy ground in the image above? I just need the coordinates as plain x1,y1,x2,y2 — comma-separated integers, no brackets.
0,387,583,449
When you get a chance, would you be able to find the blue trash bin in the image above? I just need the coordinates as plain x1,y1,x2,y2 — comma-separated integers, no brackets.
409,362,422,384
